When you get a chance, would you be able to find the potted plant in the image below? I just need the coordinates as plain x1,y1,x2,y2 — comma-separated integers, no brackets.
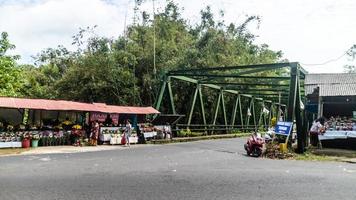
31,133,40,148
21,132,31,148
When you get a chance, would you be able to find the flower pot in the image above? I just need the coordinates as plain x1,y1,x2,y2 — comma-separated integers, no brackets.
31,140,39,148
22,139,30,148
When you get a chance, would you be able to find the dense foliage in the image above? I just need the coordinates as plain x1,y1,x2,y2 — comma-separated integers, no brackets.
0,32,23,97
1,1,283,120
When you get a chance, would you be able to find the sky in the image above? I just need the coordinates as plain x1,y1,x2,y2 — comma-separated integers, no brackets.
1,0,356,73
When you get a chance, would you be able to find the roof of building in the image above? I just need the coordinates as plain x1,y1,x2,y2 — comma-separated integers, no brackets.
305,73,356,97
0,97,160,114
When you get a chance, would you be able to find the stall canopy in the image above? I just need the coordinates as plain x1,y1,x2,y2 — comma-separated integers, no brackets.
0,97,160,115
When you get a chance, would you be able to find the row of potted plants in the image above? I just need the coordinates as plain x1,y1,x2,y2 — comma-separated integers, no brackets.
0,131,79,148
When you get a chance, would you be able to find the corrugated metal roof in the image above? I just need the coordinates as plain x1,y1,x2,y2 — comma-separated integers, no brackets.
305,73,356,97
0,97,160,114
319,84,356,96
305,73,356,85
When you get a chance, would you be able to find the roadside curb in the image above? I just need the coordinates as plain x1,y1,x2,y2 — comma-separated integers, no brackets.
342,159,356,164
148,133,249,144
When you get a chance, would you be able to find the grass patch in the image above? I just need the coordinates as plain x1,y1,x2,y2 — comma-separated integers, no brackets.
0,148,29,156
294,152,343,162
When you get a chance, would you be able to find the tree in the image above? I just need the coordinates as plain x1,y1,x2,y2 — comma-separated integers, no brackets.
0,32,23,97
55,36,139,105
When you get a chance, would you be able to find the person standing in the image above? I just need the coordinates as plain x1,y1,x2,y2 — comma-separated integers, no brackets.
309,118,325,147
124,120,132,147
163,122,171,139
91,120,100,146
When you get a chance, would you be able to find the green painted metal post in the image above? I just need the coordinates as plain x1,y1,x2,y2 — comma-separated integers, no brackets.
231,95,239,126
287,63,307,153
212,92,222,126
295,67,306,153
198,85,207,127
221,90,228,128
268,103,273,127
258,102,264,130
287,65,298,122
239,95,244,131
187,84,199,126
155,76,167,111
252,98,256,131
246,98,252,131
167,77,176,114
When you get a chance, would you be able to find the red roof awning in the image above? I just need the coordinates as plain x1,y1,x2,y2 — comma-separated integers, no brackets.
0,97,160,115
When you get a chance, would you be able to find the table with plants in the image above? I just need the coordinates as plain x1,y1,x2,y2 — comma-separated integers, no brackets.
100,126,138,145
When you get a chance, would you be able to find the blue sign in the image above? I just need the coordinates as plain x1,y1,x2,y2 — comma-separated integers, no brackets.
275,121,293,136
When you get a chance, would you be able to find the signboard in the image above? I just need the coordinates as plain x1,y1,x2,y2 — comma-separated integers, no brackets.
275,121,293,136
90,112,119,124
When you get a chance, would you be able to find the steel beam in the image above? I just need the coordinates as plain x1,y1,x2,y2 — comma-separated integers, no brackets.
170,76,198,84
252,98,256,130
155,77,167,111
221,91,228,127
167,77,176,114
225,88,290,92
238,95,244,130
168,62,293,73
198,85,207,127
212,92,222,126
287,65,298,122
168,73,291,80
231,95,239,126
187,85,199,126
200,82,290,87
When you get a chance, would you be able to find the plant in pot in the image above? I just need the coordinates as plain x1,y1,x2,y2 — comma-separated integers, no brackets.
71,125,82,146
31,133,40,148
21,132,31,148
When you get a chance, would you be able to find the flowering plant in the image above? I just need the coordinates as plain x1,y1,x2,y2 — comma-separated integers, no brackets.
31,134,40,140
21,132,31,141
72,124,82,130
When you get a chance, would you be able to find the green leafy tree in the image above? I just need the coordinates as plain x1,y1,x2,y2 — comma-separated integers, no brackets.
56,35,139,105
0,32,23,97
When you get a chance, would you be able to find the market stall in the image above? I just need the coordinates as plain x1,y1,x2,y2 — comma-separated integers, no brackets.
99,127,138,145
319,116,356,149
139,114,184,141
0,97,159,148
305,73,356,149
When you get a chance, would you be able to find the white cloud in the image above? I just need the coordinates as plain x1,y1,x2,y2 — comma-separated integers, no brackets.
1,0,356,73
0,0,128,63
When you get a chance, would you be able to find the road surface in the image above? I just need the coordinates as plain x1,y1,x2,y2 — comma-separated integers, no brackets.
1,138,356,200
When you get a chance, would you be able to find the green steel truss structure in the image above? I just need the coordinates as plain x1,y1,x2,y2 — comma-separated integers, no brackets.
155,62,308,153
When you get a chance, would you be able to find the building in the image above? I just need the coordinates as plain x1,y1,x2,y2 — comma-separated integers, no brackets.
305,73,356,119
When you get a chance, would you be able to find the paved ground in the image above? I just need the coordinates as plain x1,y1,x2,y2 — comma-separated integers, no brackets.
1,138,356,200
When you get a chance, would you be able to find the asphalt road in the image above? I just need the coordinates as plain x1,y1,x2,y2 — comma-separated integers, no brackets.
1,138,356,200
